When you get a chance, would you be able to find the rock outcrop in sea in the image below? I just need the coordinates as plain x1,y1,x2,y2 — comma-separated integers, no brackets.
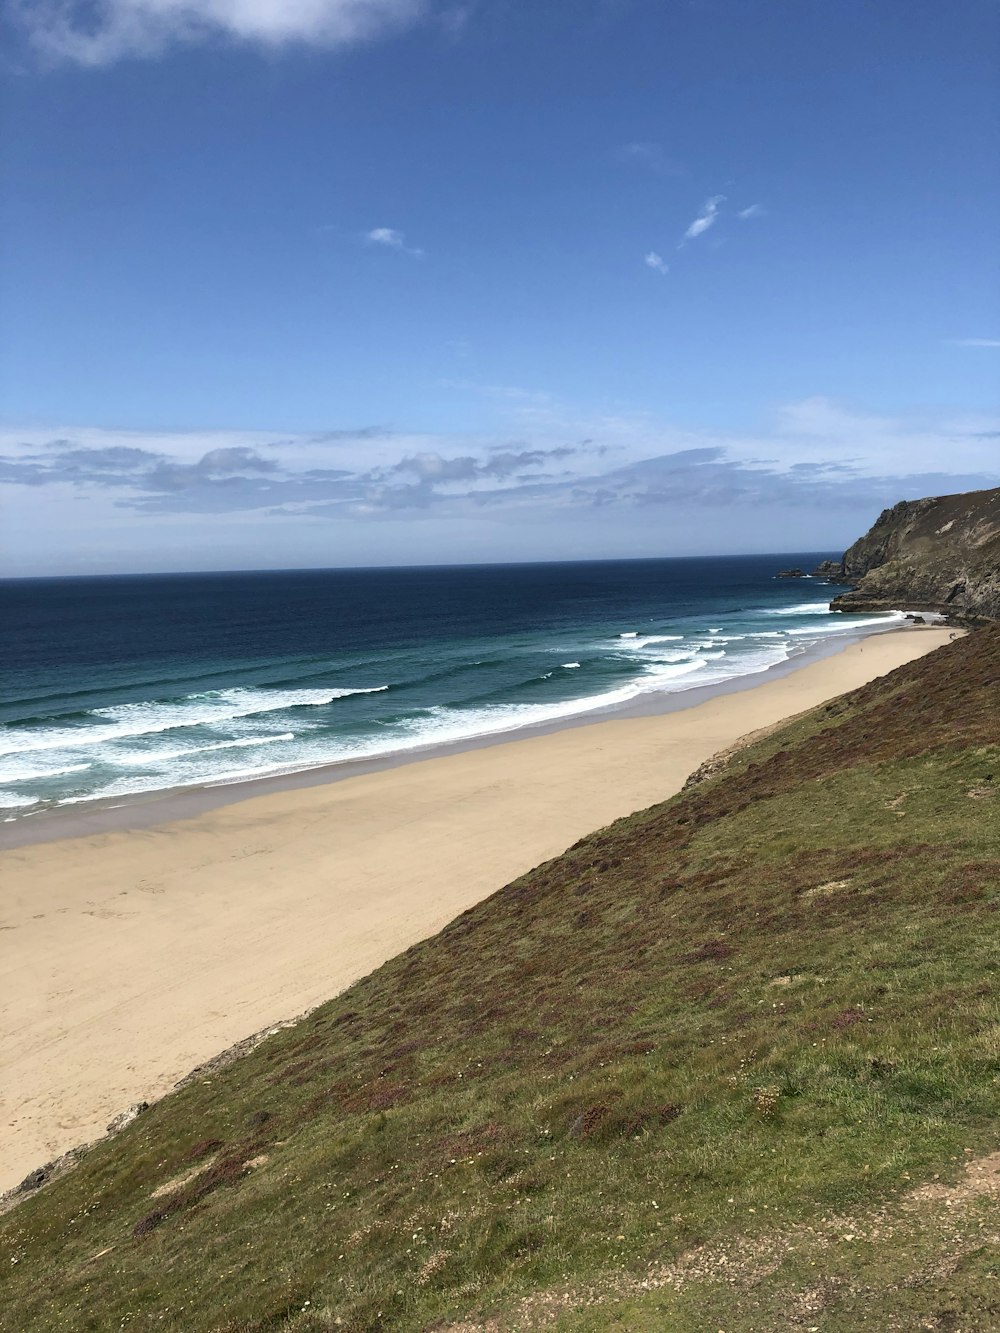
821,486,1000,621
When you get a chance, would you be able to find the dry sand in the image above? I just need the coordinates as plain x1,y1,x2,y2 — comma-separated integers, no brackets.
0,626,956,1192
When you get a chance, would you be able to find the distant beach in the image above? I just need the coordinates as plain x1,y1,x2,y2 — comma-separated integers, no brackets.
0,622,955,1193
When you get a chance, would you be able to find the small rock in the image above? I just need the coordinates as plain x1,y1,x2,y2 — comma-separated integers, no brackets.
15,1168,47,1195
106,1102,149,1135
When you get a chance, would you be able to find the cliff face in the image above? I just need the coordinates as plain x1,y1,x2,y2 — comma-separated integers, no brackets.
828,486,1000,621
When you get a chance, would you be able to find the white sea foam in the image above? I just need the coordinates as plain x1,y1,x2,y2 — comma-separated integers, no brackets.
0,762,91,784
53,663,713,805
0,791,40,809
652,652,695,664
786,610,907,636
0,687,386,758
114,732,296,767
6,578,924,820
613,634,686,654
45,629,816,805
765,601,832,616
388,676,706,747
26,611,910,816
92,686,386,721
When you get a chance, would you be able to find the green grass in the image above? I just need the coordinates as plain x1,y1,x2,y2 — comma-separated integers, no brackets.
3,627,1000,1332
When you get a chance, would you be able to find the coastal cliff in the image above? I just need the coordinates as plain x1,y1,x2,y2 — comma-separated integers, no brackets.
827,485,1000,620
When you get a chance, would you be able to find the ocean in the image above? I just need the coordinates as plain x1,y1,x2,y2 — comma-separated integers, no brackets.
0,556,909,823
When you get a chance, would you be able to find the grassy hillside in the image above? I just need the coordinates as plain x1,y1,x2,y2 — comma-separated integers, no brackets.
4,627,1000,1332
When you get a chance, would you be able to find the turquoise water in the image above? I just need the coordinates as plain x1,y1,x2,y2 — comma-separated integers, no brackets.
0,556,906,819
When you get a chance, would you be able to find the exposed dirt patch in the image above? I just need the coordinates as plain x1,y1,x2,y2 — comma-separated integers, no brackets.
151,1162,215,1200
907,1151,1000,1205
803,879,850,900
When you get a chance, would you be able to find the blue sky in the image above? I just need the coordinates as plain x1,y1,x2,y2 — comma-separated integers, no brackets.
1,0,998,575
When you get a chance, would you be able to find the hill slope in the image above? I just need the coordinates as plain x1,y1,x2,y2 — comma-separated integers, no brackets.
4,627,1000,1332
827,486,1000,620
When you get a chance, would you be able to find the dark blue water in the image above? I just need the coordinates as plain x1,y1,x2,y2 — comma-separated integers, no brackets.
0,556,904,818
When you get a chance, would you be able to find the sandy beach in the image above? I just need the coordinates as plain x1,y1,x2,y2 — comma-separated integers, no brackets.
0,625,956,1193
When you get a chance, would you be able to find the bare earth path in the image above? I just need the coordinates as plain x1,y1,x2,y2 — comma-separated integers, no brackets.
0,628,954,1192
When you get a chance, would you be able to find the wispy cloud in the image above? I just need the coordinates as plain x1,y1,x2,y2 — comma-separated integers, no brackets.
437,2,474,39
643,251,669,276
738,203,765,220
440,378,555,407
4,400,997,526
11,0,428,67
949,338,1000,348
615,141,682,177
618,141,659,164
364,227,424,257
370,446,578,496
5,404,998,572
680,194,725,244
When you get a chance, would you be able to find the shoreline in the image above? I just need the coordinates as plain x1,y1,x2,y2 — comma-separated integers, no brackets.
0,615,935,852
0,624,958,1193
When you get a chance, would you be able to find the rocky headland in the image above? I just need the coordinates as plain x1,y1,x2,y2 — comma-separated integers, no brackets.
822,486,1000,621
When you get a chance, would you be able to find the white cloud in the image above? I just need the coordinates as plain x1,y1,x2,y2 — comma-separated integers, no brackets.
738,204,765,220
616,141,682,177
4,400,998,572
364,226,424,256
643,251,669,276
5,398,996,499
949,338,1000,348
12,0,428,66
437,2,473,38
365,227,404,247
618,141,660,164
681,194,725,244
441,378,554,406
502,395,1000,485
